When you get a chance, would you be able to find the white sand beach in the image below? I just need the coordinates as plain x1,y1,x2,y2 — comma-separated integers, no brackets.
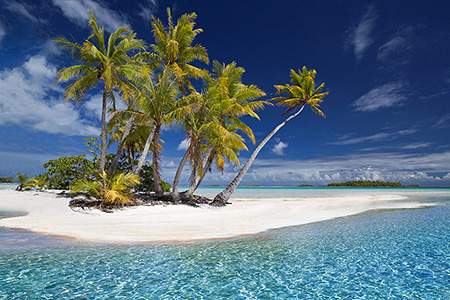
0,189,431,243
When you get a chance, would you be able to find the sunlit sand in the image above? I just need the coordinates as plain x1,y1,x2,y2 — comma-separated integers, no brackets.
0,189,431,243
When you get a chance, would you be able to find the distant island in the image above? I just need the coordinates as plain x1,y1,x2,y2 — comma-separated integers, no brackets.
0,177,14,183
326,180,419,187
243,185,261,187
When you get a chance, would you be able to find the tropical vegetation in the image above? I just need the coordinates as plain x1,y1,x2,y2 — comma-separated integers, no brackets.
0,177,14,183
18,8,331,208
14,172,34,191
327,181,406,187
72,171,140,207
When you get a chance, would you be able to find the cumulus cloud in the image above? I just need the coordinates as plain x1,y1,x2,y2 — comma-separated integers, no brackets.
5,1,40,23
347,5,377,60
177,139,190,151
351,82,407,112
271,139,288,155
0,55,99,136
51,0,128,32
162,150,450,187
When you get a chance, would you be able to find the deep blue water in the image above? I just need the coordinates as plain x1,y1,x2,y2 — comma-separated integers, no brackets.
1,188,449,299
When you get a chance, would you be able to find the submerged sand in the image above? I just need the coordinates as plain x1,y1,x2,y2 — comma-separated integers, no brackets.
0,189,431,243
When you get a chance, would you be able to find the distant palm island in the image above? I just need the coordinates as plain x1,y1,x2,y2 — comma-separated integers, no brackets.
208,181,420,187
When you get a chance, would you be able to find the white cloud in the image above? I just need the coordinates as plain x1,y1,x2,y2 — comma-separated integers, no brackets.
42,39,62,56
330,133,391,145
348,5,377,60
0,55,99,136
177,139,190,151
433,113,450,129
401,142,432,150
351,82,407,112
271,139,288,155
330,128,417,146
51,0,128,32
0,22,5,46
149,148,450,188
5,1,40,23
138,0,158,22
82,92,128,121
377,26,413,62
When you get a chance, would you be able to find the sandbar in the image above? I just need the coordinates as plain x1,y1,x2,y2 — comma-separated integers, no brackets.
0,189,431,243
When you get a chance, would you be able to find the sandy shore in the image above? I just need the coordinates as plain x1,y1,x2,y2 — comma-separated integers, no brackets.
0,189,431,243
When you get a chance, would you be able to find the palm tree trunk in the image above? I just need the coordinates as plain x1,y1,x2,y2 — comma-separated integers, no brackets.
134,120,155,175
152,125,164,197
99,83,108,173
184,148,214,197
108,115,136,174
172,150,190,196
128,148,136,173
211,105,305,206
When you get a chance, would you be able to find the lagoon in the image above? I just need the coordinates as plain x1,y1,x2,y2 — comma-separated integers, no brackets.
0,187,449,298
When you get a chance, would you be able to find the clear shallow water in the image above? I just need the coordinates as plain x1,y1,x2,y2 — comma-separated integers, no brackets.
0,188,449,299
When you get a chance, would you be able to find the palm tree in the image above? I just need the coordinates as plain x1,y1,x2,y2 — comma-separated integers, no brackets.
149,8,208,92
14,172,33,191
128,8,209,196
170,61,266,200
54,10,146,174
72,170,140,207
212,66,329,206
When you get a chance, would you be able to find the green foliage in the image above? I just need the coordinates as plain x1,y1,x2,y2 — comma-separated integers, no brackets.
30,175,48,191
136,163,172,193
327,181,404,187
14,172,33,191
42,155,97,190
72,171,140,206
0,177,14,183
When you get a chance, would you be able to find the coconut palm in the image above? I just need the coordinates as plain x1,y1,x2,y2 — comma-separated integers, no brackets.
149,8,208,92
170,61,266,200
124,9,209,195
54,10,146,174
212,66,329,206
133,69,180,196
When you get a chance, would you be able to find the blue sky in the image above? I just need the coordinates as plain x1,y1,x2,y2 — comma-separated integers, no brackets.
0,0,449,186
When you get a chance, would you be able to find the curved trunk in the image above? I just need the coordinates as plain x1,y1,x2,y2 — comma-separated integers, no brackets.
134,120,155,175
171,150,190,200
211,105,305,206
108,115,136,174
184,148,214,197
152,125,164,197
99,83,108,173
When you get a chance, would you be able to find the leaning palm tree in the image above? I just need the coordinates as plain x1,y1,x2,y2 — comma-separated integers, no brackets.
54,10,146,174
212,66,329,206
170,61,266,200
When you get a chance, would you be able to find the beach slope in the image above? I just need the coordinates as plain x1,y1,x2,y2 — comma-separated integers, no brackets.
0,190,430,243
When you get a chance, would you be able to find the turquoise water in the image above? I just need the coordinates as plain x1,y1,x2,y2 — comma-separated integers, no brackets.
1,188,449,298
0,183,16,190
